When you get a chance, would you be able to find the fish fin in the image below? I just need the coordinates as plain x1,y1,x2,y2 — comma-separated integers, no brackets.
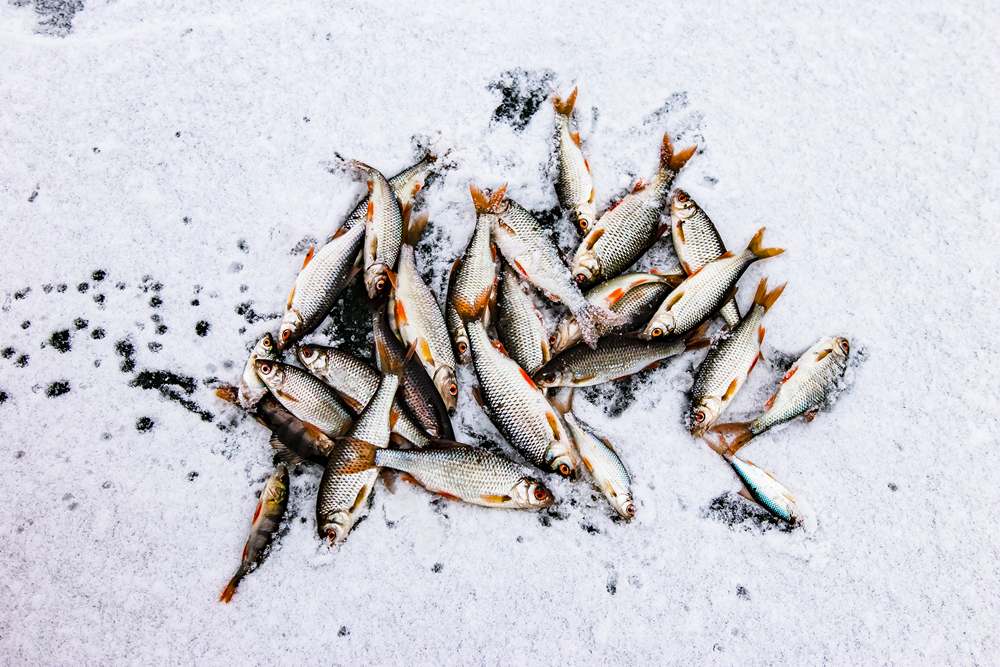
748,353,760,375
511,259,529,278
270,435,305,466
365,200,374,222
330,437,377,474
583,157,591,174
764,392,777,410
648,268,685,286
388,407,400,430
417,338,435,366
384,268,397,291
804,408,818,423
738,486,756,502
753,277,786,312
815,349,832,361
571,131,582,147
490,338,509,355
379,468,399,493
780,366,798,383
394,299,409,327
661,132,697,172
285,284,296,310
469,183,490,213
746,227,784,259
547,387,575,414
675,219,686,244
588,185,596,201
338,393,364,413
518,367,538,389
599,436,620,455
545,412,562,440
606,197,622,212
664,288,685,310
481,494,512,505
490,242,498,262
630,179,647,194
498,219,518,236
436,490,462,502
219,567,247,603
489,184,508,211
642,361,662,372
758,326,766,344
301,245,316,269
471,386,485,408
388,432,415,448
721,378,740,402
403,211,429,246
275,389,300,403
214,385,240,405
680,260,694,275
552,86,578,116
684,320,712,350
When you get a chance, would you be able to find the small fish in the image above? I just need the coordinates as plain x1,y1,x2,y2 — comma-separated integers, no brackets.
496,263,550,374
669,190,740,327
219,464,289,603
708,337,850,451
688,278,786,435
238,333,278,409
728,455,801,524
549,271,681,354
571,133,696,286
534,329,709,388
445,268,472,364
352,160,404,300
388,211,458,412
254,359,353,437
449,185,502,357
642,227,784,339
341,152,436,233
277,223,365,349
553,87,596,233
550,389,634,519
482,187,617,347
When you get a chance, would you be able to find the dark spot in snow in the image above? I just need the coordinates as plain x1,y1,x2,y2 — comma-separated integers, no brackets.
300,517,307,524
101,481,112,489
182,216,191,224
705,492,796,533
704,175,719,185
584,375,641,418
337,626,349,637
21,321,30,330
15,449,24,457
290,236,318,254
0,391,8,405
73,317,88,330
136,416,154,432
737,585,750,600
93,293,105,305
91,328,105,340
431,562,443,573
237,239,248,253
150,314,161,323
2,348,14,359
67,502,78,510
101,432,112,440
238,327,246,335
46,381,70,397
195,321,210,337
606,572,618,595
155,325,167,335
147,342,162,353
93,147,100,154
115,338,136,372
115,282,126,290
221,360,233,370
175,131,181,138
319,281,373,355
93,359,101,368
17,0,84,37
235,301,280,325
187,471,199,481
190,299,200,306
28,190,38,202
888,482,898,491
43,284,53,293
644,91,690,125
487,68,556,132
580,522,600,535
15,354,29,368
49,329,71,353
303,116,311,123
92,269,106,281
14,287,31,300
239,284,248,293
56,283,67,293
149,295,162,308
132,370,195,393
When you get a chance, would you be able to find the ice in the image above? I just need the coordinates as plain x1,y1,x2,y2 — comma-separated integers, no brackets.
2,1,999,663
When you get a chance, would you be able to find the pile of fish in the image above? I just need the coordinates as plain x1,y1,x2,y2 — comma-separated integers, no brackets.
216,87,852,602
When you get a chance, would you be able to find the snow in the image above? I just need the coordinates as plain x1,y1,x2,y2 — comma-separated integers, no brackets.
2,1,999,663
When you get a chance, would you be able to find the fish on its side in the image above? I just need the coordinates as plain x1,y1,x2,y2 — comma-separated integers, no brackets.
352,160,403,300
388,211,459,412
445,268,471,364
496,263,550,374
254,359,353,437
728,455,801,524
688,278,786,435
549,271,682,354
708,337,850,451
277,223,365,349
238,333,279,409
642,227,784,339
341,152,436,233
219,464,289,603
553,87,596,233
669,190,740,327
571,133,696,286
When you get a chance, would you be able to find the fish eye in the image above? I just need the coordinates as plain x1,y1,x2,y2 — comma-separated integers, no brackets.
675,191,689,202
262,337,272,349
457,342,467,353
557,463,571,477
376,278,385,290
448,383,458,396
578,219,589,231
300,347,314,360
624,503,635,517
650,326,663,338
533,487,549,501
548,334,558,345
839,339,850,354
692,409,705,423
574,273,586,284
259,362,272,374
280,329,291,342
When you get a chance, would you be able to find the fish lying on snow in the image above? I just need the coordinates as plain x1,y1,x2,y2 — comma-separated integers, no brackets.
341,151,436,233
553,87,597,233
669,190,740,327
710,447,803,525
642,227,784,339
496,263,550,374
220,464,289,602
388,211,459,412
688,278,786,436
254,359,353,437
571,133,696,287
708,336,850,451
352,160,403,300
238,332,279,409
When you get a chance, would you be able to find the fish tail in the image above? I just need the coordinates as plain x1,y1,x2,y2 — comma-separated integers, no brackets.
571,300,621,348
705,422,754,456
660,132,697,173
746,227,784,259
753,277,787,312
348,159,375,178
219,566,248,603
552,86,578,116
403,208,429,246
469,183,508,214
214,385,240,405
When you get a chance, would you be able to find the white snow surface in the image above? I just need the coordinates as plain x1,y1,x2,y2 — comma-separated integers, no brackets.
2,2,999,664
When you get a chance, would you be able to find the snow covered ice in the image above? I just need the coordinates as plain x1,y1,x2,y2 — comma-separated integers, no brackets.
2,1,999,663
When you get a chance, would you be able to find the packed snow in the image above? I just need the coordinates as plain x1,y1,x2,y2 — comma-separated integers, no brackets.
2,1,999,663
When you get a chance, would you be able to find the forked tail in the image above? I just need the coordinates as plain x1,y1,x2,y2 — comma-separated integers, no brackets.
704,422,754,457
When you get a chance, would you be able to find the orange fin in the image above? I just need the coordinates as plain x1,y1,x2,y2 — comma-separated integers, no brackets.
675,220,686,244
518,367,537,388
481,493,512,505
545,412,562,440
570,131,582,147
301,245,316,269
816,349,832,361
394,300,408,327
552,86,578,116
276,389,300,403
721,378,739,402
661,132,697,172
365,200,374,222
758,326,766,344
631,179,646,194
804,408,819,422
746,228,784,259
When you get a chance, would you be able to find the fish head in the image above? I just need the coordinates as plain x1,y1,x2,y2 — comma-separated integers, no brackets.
432,366,459,414
512,476,554,509
576,203,597,233
253,358,286,390
611,492,637,521
572,252,601,286
316,510,352,544
548,317,580,355
364,263,393,300
263,466,290,509
547,439,580,479
688,397,723,436
452,330,471,364
533,363,569,389
642,313,676,340
277,311,303,350
296,344,327,374
254,332,277,358
834,337,851,357
670,189,697,220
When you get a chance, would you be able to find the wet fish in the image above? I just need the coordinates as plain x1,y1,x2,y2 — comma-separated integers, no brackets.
553,87,596,233
465,314,579,477
277,223,365,349
219,464,289,603
445,268,471,364
483,187,617,347
642,228,784,339
534,329,709,388
388,212,459,411
496,263,550,374
571,133,696,286
341,152,436,233
709,337,850,451
728,455,801,524
688,278,786,435
549,271,681,354
254,359,353,437
352,160,403,300
669,190,740,326
238,333,279,409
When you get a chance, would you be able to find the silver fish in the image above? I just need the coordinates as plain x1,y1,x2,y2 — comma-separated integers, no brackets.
254,359,353,437
449,185,501,337
688,278,786,436
553,87,596,233
466,318,579,477
341,152,436,233
238,333,279,409
496,263,550,374
642,227,784,339
669,190,740,327
571,133,695,286
277,223,365,349
728,455,801,524
445,268,472,364
388,212,458,412
352,160,403,300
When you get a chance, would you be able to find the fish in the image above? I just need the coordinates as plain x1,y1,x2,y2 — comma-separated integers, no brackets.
445,268,472,364
688,278,786,435
238,332,279,409
340,151,436,233
553,87,597,233
481,187,617,347
571,133,696,286
464,311,579,477
549,271,682,354
641,227,784,339
534,328,709,388
708,337,850,451
315,340,403,543
496,263,550,374
727,454,801,524
253,359,353,437
352,160,403,300
550,389,635,519
219,464,289,603
669,190,740,327
387,211,459,412
276,223,365,349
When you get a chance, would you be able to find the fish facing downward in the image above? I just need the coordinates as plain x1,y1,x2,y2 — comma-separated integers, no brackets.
352,160,404,300
688,278,786,436
553,87,597,233
496,263,551,374
219,464,289,603
571,133,696,287
238,332,279,409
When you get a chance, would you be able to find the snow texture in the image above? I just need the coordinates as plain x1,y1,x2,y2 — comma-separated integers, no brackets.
2,1,999,664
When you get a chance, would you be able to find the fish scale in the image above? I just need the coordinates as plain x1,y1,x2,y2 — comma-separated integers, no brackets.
255,360,353,437
729,456,798,523
534,333,694,388
342,153,435,232
496,264,550,374
562,411,635,519
354,161,403,300
553,87,596,232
